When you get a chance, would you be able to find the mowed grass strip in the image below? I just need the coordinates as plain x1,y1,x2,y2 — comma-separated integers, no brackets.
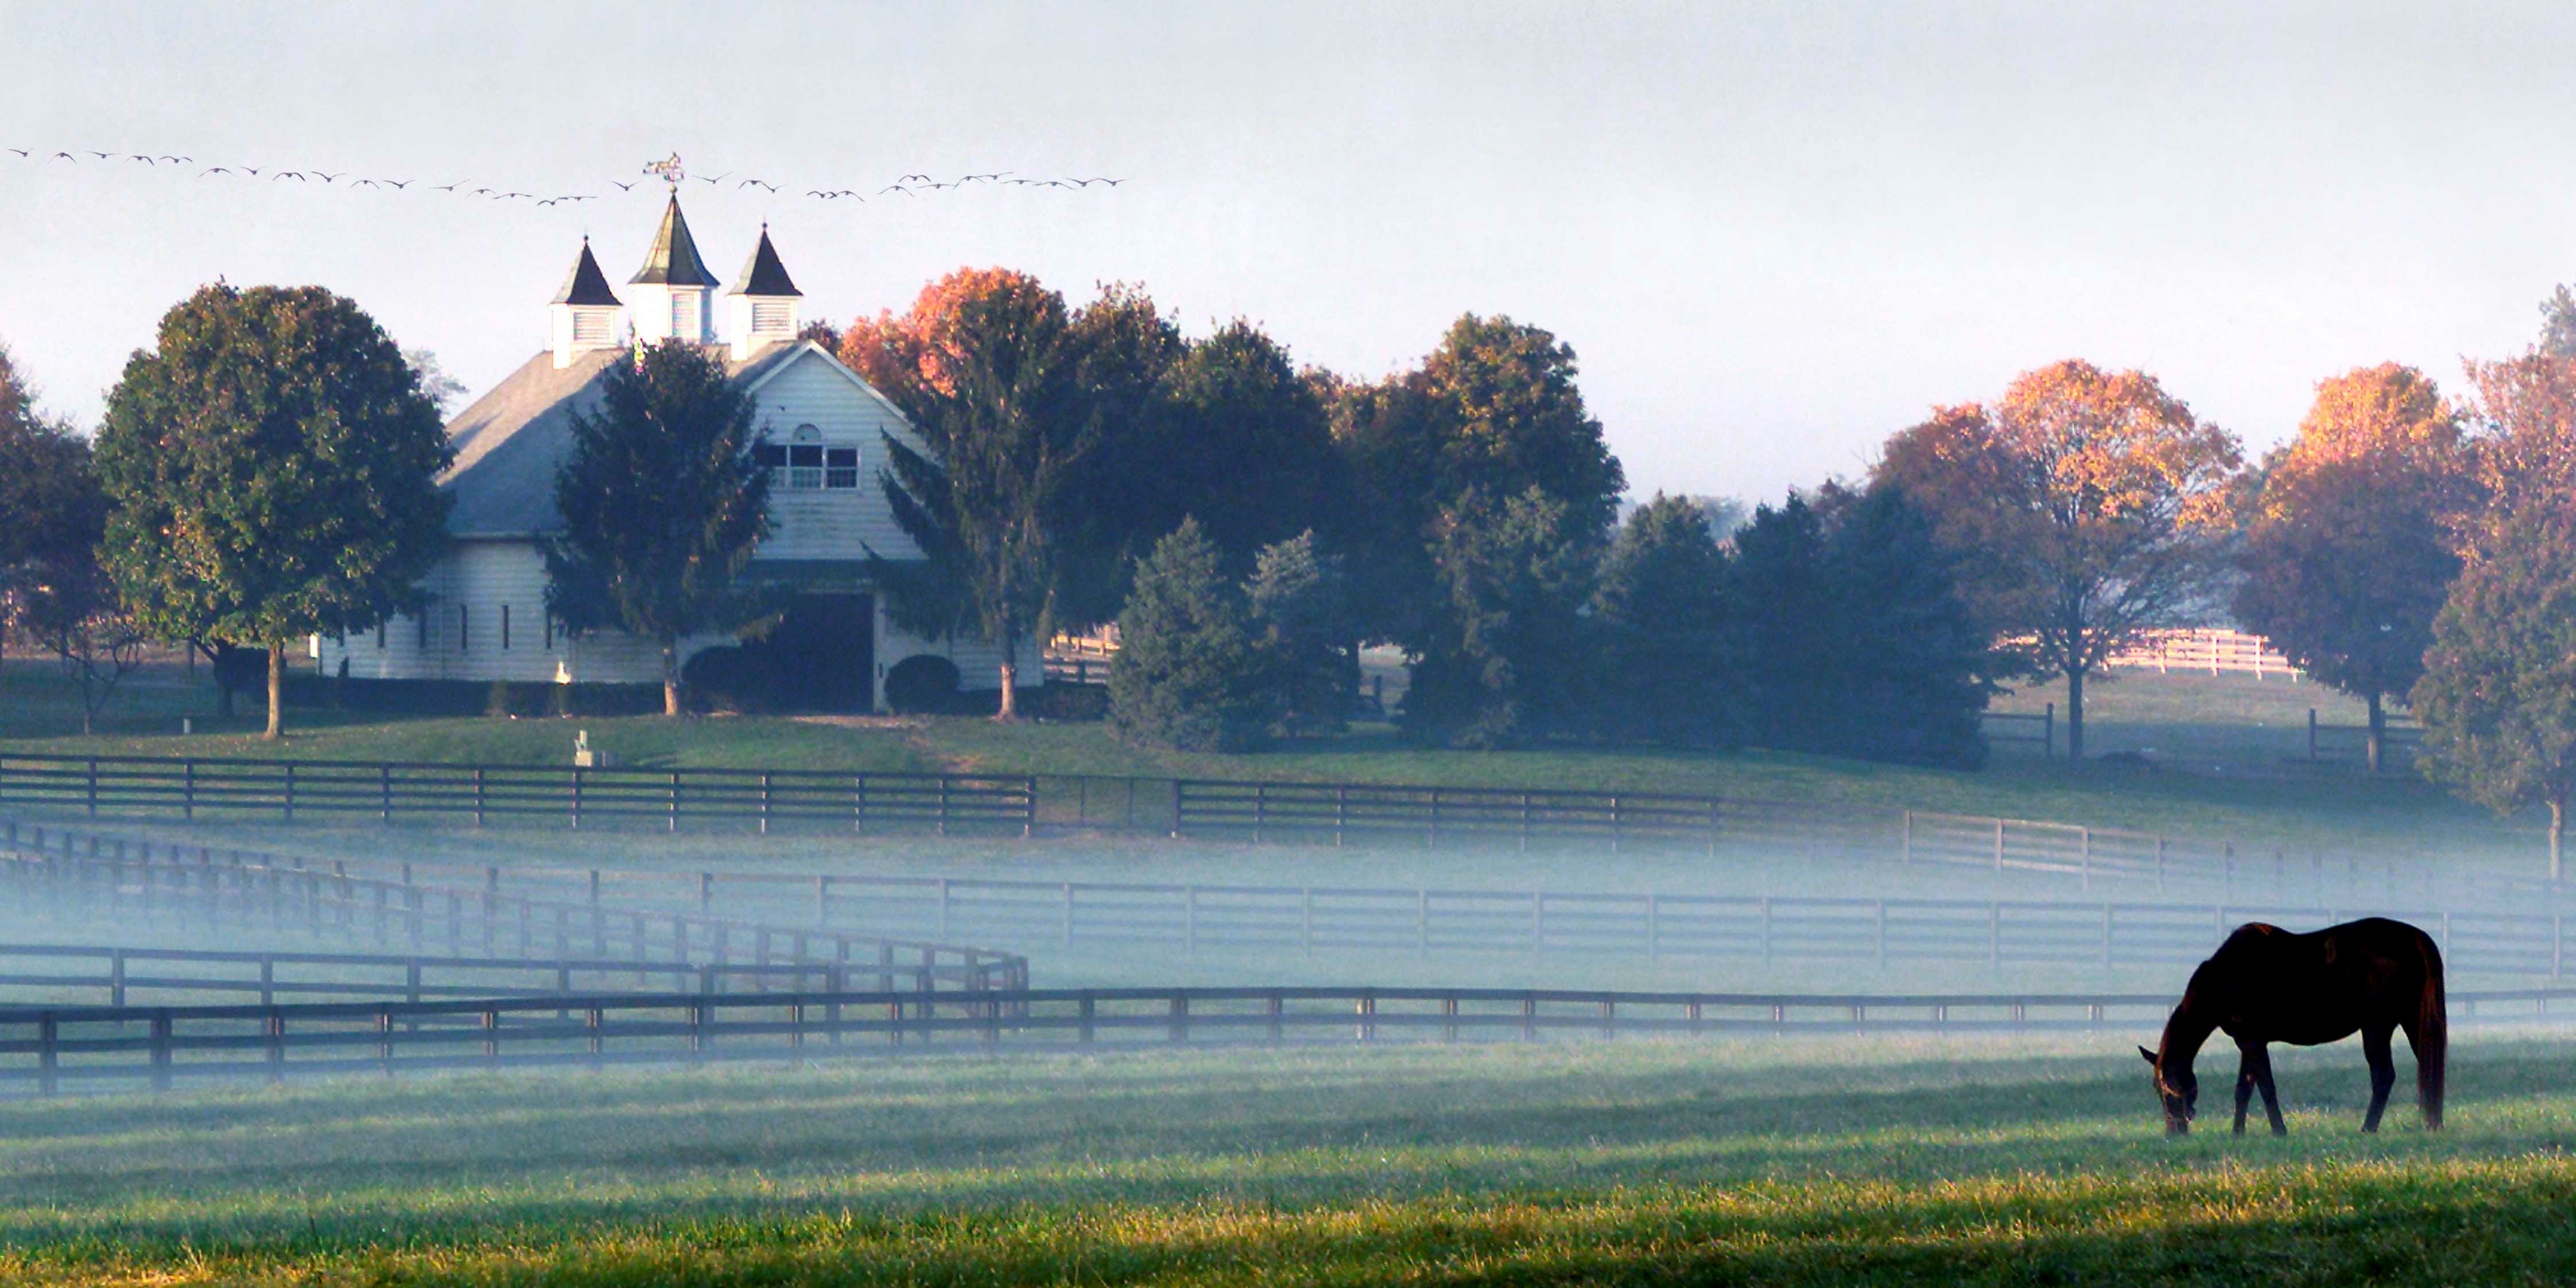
0,1034,2571,1285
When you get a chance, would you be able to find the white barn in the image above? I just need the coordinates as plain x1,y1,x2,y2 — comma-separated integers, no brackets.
316,195,1037,711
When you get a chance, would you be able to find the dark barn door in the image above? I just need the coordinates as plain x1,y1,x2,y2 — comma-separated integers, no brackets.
744,593,874,713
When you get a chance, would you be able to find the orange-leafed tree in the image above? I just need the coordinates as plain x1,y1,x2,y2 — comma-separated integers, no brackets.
2233,365,2475,771
1875,360,2241,759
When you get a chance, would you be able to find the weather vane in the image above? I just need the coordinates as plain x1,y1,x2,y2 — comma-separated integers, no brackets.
644,152,685,189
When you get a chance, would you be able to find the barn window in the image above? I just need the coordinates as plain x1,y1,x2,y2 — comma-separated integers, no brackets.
751,301,790,333
544,612,554,650
571,310,612,345
501,604,511,650
671,292,694,337
376,622,386,650
417,613,430,650
825,447,858,489
457,606,470,652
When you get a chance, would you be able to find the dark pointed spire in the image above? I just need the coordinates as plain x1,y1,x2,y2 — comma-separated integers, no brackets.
550,236,622,306
630,193,719,287
728,223,802,297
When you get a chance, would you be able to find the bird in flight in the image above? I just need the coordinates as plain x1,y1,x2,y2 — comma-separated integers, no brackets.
611,179,638,191
5,148,26,157
85,150,112,159
433,181,463,192
352,178,380,188
963,171,1008,183
696,171,732,185
160,155,188,164
200,166,232,176
127,154,156,164
381,179,411,189
1081,177,1127,186
274,170,306,181
739,178,778,191
897,173,932,183
240,166,261,176
498,191,531,200
878,184,913,195
51,152,76,161
313,171,343,183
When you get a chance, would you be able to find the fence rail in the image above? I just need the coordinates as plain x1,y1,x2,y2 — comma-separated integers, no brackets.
0,755,1035,835
6,752,2564,906
2106,628,2300,679
3,981,2570,1096
0,820,1029,992
0,943,876,1008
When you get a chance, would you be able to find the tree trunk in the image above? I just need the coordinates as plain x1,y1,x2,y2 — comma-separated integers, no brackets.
2066,667,2086,762
212,642,236,721
2552,793,2566,885
2365,692,2385,775
995,659,1019,720
263,643,284,740
661,639,682,716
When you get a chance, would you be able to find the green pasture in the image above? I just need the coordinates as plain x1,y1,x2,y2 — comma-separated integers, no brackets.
0,658,2549,877
0,1029,2569,1285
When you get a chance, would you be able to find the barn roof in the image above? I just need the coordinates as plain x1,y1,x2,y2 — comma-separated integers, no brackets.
439,340,812,538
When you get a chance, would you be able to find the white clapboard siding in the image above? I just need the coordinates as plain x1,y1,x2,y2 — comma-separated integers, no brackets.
317,541,735,686
744,350,926,562
879,612,1044,696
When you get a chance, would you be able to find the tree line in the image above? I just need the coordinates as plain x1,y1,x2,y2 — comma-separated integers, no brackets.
16,272,2576,872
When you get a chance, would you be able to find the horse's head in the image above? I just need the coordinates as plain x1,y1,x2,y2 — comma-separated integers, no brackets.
2139,1045,2197,1134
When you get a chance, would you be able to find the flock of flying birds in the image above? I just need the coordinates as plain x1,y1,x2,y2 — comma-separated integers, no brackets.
1,149,1127,208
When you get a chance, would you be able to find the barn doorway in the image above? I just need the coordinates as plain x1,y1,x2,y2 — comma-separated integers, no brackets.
740,593,874,713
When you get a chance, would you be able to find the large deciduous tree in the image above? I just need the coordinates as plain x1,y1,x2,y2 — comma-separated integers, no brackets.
545,339,776,717
98,285,452,739
1875,360,2241,759
0,343,103,669
848,269,1091,719
2234,365,2474,771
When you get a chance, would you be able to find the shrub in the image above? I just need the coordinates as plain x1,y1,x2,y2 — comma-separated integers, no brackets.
884,655,963,714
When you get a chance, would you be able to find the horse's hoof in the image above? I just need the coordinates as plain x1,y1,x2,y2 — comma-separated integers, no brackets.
2272,1127,2288,1138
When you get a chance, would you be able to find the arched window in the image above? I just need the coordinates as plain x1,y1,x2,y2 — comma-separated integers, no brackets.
756,424,856,491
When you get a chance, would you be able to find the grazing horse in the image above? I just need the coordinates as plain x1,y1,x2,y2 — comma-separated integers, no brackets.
2140,917,2445,1136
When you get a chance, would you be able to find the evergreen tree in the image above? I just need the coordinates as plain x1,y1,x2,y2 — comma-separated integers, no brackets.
1402,487,1599,748
1819,483,1994,768
2414,497,2576,879
97,285,452,739
1247,530,1354,736
1593,494,1740,747
544,339,775,716
851,270,1092,717
1108,519,1278,752
1728,495,1838,752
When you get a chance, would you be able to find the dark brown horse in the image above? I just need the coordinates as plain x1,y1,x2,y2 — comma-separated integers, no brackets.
2140,917,2445,1136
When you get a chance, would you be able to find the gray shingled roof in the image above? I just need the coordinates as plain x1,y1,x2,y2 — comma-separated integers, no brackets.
629,195,720,288
549,239,622,307
729,226,801,297
440,341,802,537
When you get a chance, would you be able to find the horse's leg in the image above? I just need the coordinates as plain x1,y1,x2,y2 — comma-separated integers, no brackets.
2247,1042,2287,1136
2361,1026,2397,1134
2233,1045,2257,1136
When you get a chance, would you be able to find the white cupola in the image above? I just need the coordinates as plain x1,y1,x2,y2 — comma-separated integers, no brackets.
726,223,803,360
547,238,625,369
626,193,719,345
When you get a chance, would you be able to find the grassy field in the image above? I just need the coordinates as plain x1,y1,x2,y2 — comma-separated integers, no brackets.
0,1029,2569,1285
0,659,2547,874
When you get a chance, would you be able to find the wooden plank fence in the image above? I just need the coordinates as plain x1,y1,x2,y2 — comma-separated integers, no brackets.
0,944,875,1008
2107,629,2302,678
3,981,2571,1096
0,755,1035,835
0,820,1029,992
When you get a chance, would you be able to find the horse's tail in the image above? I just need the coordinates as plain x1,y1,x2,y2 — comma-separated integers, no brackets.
2416,925,2448,1130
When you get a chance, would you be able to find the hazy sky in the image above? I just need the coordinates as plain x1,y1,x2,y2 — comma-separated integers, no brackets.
1,2,2570,503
